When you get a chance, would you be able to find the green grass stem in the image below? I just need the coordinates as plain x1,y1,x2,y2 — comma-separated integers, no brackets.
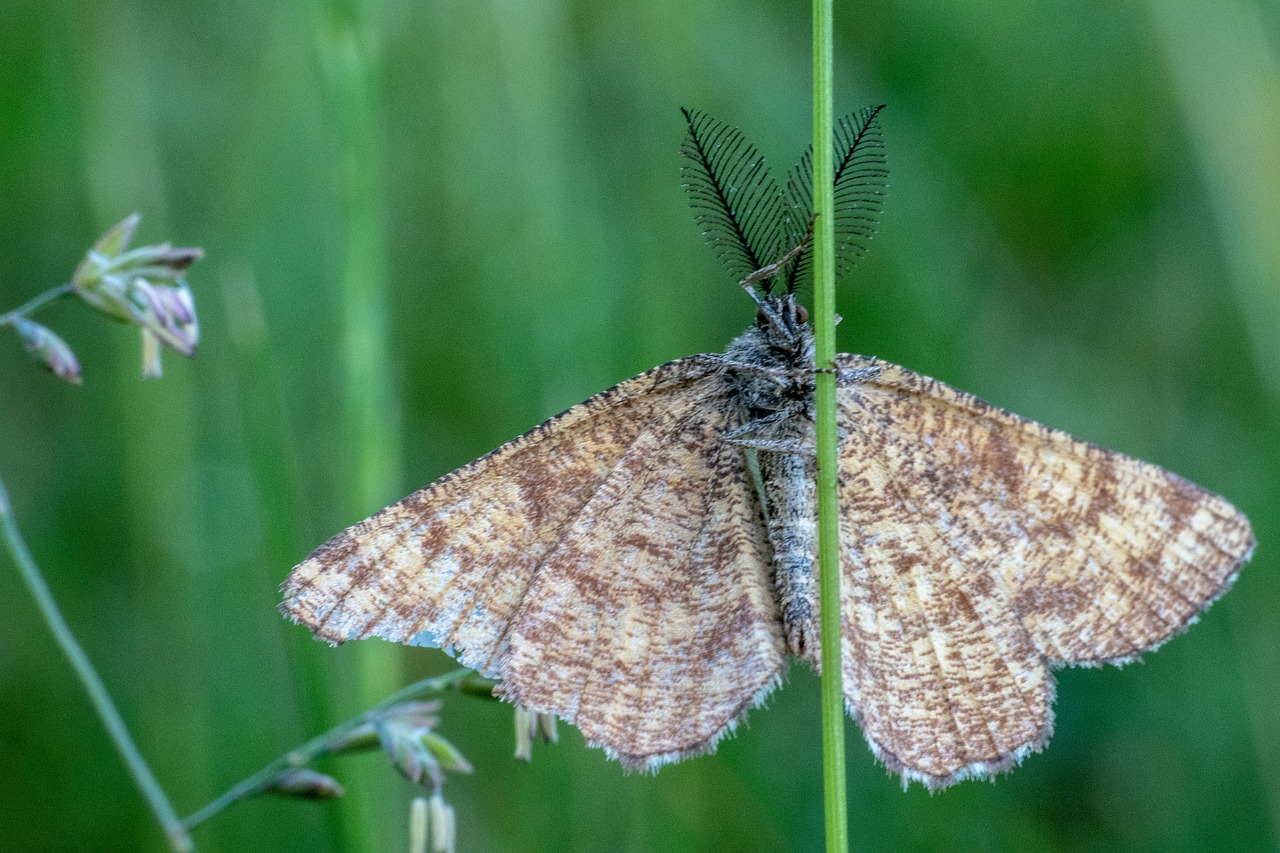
0,475,194,853
316,4,405,850
811,1,848,851
181,668,480,834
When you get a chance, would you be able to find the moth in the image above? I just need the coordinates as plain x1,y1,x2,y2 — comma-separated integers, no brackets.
282,107,1254,788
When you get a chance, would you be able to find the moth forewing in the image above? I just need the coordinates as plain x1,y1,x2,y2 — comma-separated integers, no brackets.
282,359,723,667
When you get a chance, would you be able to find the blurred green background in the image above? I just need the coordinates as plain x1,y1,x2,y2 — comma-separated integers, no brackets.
2,1,1277,851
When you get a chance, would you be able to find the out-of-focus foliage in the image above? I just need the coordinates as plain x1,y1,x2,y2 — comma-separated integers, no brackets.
1,2,1276,851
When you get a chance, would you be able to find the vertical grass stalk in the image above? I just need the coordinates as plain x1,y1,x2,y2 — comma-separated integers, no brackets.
811,0,849,851
316,4,403,850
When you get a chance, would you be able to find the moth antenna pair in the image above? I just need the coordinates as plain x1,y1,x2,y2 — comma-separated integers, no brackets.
681,106,887,299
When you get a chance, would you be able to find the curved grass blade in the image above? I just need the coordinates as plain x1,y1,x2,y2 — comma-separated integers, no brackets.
681,109,786,291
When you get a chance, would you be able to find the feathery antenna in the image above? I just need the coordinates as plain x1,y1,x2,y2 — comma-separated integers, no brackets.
681,106,887,296
783,105,888,293
681,109,786,291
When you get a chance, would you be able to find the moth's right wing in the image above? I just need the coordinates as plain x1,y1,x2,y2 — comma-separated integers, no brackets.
832,354,1253,789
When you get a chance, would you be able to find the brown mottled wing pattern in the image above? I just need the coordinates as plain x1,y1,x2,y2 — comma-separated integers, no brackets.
283,357,786,767
834,354,1254,788
500,379,785,769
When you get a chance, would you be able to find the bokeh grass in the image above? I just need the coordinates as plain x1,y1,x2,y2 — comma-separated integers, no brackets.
1,1,1276,851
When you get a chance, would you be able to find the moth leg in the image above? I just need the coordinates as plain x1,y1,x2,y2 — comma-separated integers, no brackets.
730,437,815,455
833,365,881,386
725,410,790,438
726,411,831,456
691,354,791,386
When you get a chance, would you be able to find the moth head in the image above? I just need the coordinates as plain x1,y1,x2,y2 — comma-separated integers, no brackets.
752,292,813,358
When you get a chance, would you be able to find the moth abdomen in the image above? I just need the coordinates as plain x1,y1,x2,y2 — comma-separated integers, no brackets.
759,449,820,661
